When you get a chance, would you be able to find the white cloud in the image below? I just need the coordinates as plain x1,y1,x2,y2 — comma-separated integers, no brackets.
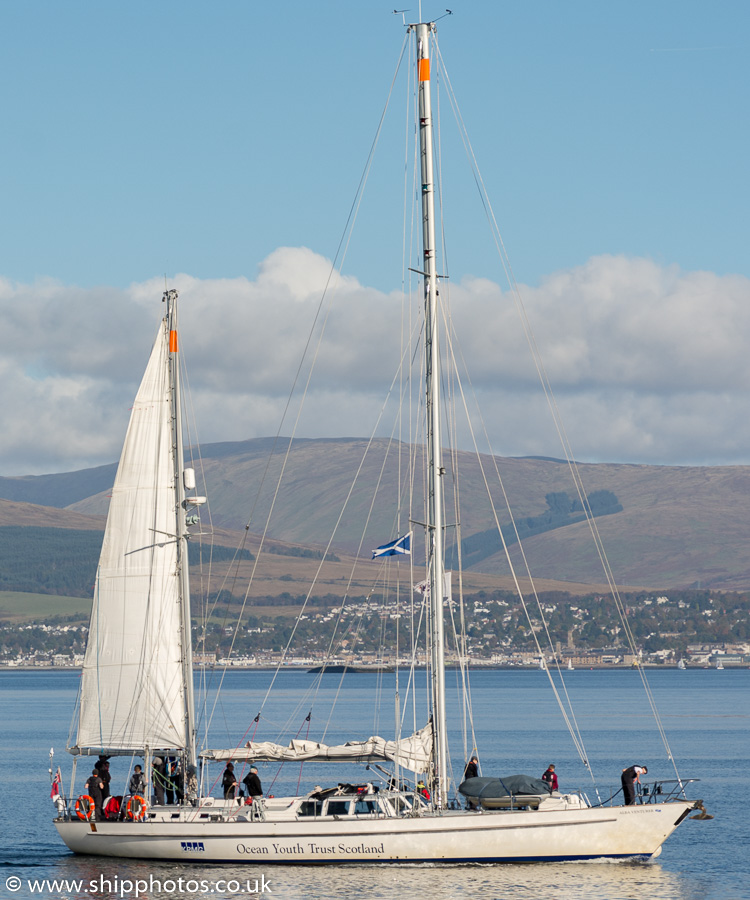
1,249,749,475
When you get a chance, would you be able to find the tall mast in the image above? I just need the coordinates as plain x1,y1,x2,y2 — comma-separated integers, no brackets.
415,21,449,807
164,288,197,770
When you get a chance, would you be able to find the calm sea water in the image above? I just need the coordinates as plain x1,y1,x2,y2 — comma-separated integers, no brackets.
0,667,747,900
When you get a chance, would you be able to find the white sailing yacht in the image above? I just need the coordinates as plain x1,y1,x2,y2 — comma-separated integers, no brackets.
54,20,703,864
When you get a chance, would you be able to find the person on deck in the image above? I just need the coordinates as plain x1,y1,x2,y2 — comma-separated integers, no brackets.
463,756,479,780
97,760,111,800
103,795,121,820
621,764,647,806
85,769,105,821
164,757,177,805
185,764,198,804
96,755,111,799
172,758,184,803
151,757,166,805
242,766,263,803
541,764,558,792
222,763,237,800
129,765,146,796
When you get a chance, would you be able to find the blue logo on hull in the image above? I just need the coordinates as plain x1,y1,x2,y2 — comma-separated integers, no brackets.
181,841,205,852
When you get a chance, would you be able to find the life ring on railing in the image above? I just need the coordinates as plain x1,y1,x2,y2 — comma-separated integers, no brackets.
75,795,94,821
126,794,147,821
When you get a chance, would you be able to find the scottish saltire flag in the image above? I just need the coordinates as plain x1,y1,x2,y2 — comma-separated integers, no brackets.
372,531,412,559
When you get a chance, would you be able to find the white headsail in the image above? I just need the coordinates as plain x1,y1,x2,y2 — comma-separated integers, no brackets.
73,318,187,753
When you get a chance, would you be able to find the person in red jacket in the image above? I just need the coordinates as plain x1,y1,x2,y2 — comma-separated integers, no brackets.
541,764,558,792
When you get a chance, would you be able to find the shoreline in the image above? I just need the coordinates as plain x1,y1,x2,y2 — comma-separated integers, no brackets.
1,663,745,672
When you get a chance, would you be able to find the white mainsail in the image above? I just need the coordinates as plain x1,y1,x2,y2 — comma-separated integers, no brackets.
73,319,187,753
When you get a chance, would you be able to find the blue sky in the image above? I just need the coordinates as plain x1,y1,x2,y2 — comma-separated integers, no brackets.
2,0,746,288
1,1,749,474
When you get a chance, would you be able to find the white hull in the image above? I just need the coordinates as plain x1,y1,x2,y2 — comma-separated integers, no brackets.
55,801,695,864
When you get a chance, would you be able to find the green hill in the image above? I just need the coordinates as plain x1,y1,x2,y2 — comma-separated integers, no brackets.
0,525,255,598
0,526,102,597
0,590,92,623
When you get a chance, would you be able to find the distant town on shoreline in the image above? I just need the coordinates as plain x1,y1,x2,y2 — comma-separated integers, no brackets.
3,586,748,670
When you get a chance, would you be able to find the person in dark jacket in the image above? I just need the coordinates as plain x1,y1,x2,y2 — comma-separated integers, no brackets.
242,766,263,801
129,765,146,795
621,764,647,806
96,755,111,800
222,763,237,800
541,764,558,792
164,757,176,805
151,757,166,805
463,756,479,780
172,758,184,803
85,769,105,821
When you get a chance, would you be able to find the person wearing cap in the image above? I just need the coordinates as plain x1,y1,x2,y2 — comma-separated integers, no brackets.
242,765,263,802
463,756,479,780
541,764,558,792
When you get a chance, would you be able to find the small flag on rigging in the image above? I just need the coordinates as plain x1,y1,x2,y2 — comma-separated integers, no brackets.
372,532,412,559
50,767,62,799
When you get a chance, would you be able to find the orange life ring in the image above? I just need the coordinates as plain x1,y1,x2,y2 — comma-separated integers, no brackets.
127,794,147,821
75,795,95,821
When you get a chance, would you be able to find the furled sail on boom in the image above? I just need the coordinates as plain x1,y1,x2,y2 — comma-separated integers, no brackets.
202,724,433,772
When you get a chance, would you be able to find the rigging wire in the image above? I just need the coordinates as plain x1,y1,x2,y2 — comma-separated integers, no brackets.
434,38,682,783
176,336,216,752
201,32,411,743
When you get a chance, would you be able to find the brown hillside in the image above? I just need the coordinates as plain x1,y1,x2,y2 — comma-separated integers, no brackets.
7,438,750,591
0,498,105,530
